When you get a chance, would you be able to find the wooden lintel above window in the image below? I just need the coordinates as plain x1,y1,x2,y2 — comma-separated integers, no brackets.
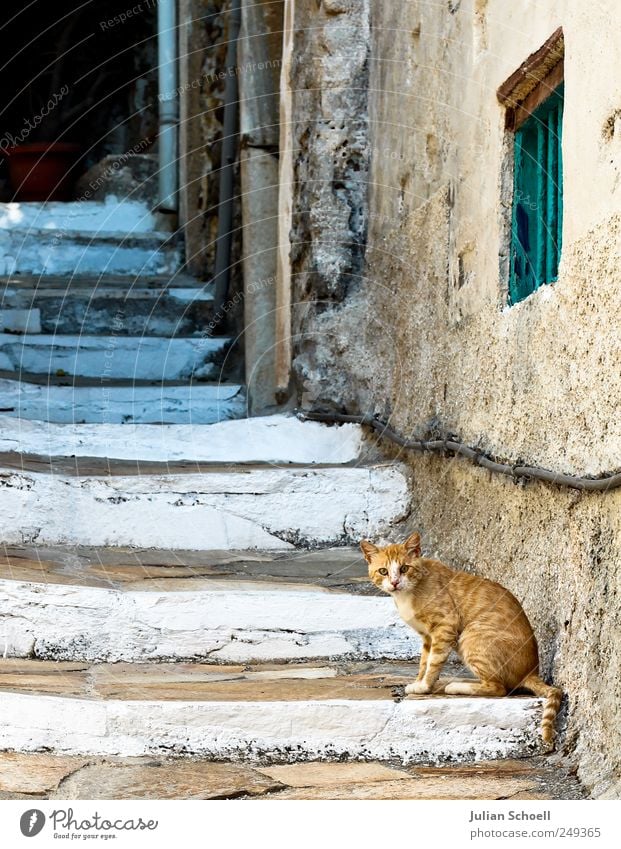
505,61,564,131
497,27,564,130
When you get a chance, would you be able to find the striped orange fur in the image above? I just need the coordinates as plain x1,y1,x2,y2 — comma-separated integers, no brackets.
360,532,562,744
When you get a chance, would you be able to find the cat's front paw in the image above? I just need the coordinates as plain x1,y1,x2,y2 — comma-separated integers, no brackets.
405,681,432,695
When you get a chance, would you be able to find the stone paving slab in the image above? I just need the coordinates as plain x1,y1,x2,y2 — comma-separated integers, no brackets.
0,753,585,800
0,752,90,795
0,452,359,476
260,776,540,800
257,761,409,786
53,761,282,801
0,659,431,701
0,544,373,593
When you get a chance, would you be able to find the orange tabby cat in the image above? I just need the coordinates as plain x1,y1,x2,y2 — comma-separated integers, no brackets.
360,532,562,743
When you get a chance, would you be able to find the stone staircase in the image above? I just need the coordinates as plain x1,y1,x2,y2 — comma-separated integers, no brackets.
0,198,181,276
0,539,546,772
0,413,547,778
0,416,541,776
0,199,243,425
0,198,555,799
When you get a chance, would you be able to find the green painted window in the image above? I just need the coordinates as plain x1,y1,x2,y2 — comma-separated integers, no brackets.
510,84,564,304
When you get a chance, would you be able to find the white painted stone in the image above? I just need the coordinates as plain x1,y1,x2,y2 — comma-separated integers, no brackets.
0,579,421,662
0,230,180,276
0,693,109,755
0,308,41,334
0,462,411,549
166,288,214,303
0,581,415,663
0,691,544,762
0,334,230,381
0,200,159,234
0,380,245,425
0,414,363,463
1,617,36,657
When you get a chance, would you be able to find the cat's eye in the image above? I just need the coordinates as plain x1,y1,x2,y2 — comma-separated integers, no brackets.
378,568,388,576
400,565,408,574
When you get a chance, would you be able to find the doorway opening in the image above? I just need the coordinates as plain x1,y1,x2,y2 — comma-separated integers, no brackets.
0,0,159,203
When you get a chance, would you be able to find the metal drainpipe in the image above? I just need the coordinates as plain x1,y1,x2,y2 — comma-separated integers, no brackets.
213,0,242,309
157,0,179,213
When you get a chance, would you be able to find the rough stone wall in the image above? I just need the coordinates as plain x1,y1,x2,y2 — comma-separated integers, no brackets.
288,0,371,406
289,0,621,797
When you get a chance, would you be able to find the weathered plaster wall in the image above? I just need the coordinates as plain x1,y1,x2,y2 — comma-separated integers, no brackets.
289,0,621,797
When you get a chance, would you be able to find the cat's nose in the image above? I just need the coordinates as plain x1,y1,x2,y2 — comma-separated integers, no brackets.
391,578,399,588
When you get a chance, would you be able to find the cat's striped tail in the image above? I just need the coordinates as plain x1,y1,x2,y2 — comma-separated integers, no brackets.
522,674,563,744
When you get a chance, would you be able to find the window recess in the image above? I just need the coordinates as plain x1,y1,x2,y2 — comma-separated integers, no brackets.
498,28,564,305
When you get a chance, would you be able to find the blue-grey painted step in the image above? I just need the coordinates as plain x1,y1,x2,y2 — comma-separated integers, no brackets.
0,199,167,236
0,229,181,276
1,276,217,337
0,377,245,424
0,334,232,381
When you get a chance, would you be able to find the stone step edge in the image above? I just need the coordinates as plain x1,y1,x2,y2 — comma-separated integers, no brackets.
0,273,207,289
0,382,247,425
0,332,229,345
2,287,215,302
1,229,180,246
0,413,365,465
0,578,421,663
0,334,231,381
0,455,375,475
0,691,544,763
1,293,211,312
0,375,241,389
0,461,411,549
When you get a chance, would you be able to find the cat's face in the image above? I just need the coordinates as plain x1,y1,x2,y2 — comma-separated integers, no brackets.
360,533,422,594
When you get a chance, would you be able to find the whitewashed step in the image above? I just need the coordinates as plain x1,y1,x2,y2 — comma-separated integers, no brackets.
0,544,419,663
0,660,544,763
0,307,41,334
0,199,166,235
0,230,180,276
1,275,216,337
0,578,421,663
0,460,411,549
0,414,362,462
0,379,245,424
0,334,231,381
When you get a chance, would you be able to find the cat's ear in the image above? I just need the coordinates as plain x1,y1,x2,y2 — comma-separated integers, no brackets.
403,532,421,558
360,540,379,562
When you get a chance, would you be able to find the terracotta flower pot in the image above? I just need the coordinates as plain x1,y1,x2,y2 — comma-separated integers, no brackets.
4,142,81,201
